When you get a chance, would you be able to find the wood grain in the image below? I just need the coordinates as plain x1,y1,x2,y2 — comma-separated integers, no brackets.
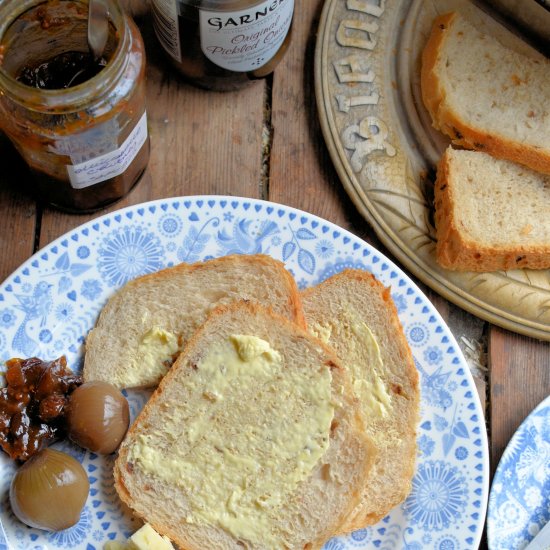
0,135,37,282
489,326,550,473
269,0,367,232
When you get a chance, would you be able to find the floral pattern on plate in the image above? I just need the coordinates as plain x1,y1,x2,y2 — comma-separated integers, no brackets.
0,197,489,549
488,395,550,550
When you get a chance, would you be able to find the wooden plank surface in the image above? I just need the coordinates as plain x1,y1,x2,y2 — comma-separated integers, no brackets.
489,327,550,473
269,0,371,232
0,135,37,282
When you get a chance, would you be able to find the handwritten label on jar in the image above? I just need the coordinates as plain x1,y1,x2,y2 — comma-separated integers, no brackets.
199,0,294,72
66,112,148,189
51,119,120,163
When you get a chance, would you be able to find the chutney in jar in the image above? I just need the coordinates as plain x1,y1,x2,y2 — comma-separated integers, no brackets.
0,0,150,212
17,50,108,89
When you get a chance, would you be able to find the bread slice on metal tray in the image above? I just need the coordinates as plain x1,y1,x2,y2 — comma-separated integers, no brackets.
421,11,550,174
435,147,550,271
114,301,375,549
301,270,420,529
84,254,305,389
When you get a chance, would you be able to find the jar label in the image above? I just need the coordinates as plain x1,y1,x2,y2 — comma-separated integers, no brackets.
151,0,182,62
66,111,148,189
199,0,294,72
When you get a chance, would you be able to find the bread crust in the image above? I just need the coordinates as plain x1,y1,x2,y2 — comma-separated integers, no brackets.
435,148,550,271
114,301,375,549
98,253,306,329
301,270,419,530
421,12,550,175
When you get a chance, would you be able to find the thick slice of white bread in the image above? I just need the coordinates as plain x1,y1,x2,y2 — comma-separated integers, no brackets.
421,12,550,174
84,254,305,389
435,147,550,271
114,301,375,550
301,270,419,530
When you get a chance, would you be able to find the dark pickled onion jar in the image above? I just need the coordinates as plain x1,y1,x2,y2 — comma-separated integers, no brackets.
151,0,294,91
0,0,149,213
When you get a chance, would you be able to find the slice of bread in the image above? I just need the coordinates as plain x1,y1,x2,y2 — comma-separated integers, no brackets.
435,147,550,271
114,301,375,549
301,270,419,529
421,12,550,174
84,254,305,389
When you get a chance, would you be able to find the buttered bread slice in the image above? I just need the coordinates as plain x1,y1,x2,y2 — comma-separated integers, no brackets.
84,254,304,389
301,270,419,529
114,301,375,549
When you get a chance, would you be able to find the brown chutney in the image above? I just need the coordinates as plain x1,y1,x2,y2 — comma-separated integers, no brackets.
0,356,82,462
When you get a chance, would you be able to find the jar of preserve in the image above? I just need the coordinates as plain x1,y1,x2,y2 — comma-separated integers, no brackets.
151,0,294,91
0,0,149,213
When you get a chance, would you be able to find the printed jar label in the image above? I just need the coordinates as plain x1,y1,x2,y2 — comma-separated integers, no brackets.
66,112,148,189
199,0,294,72
151,0,182,62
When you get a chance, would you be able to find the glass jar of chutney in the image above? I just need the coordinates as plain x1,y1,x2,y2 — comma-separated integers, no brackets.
0,0,149,213
150,0,294,91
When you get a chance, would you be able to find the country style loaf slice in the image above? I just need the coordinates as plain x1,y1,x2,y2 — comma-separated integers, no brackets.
301,270,419,530
114,301,375,550
435,147,550,271
84,254,305,389
421,12,550,174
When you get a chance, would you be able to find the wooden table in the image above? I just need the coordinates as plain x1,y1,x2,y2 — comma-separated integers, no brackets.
0,1,549,547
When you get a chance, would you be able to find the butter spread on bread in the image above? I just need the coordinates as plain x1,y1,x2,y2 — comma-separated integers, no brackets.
84,254,305,389
132,327,181,386
349,320,392,418
311,316,392,418
114,301,375,549
127,334,334,546
302,270,419,531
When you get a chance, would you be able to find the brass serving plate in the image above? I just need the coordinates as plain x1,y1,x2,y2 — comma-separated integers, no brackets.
314,0,550,340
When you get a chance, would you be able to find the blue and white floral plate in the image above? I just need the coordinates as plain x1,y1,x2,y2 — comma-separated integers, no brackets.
0,196,489,549
488,395,550,550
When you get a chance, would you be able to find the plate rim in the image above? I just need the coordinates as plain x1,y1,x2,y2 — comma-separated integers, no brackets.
313,0,550,342
0,194,490,549
487,393,550,549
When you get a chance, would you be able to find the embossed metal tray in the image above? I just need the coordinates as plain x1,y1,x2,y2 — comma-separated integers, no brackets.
315,0,550,340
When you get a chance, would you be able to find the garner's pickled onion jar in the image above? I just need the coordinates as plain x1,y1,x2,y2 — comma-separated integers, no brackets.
151,0,294,91
0,0,149,212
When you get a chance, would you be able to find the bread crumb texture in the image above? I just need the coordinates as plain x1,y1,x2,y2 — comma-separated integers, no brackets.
421,12,550,174
127,334,333,546
435,148,550,271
